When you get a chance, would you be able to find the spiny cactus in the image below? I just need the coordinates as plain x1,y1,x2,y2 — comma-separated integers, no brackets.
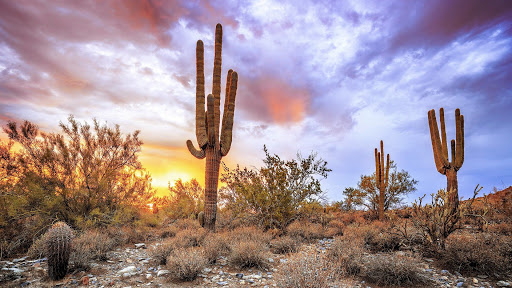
44,221,73,280
198,211,205,228
186,23,239,231
375,140,390,220
427,108,464,210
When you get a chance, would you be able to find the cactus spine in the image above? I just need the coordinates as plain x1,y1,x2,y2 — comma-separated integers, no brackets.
44,222,73,280
375,140,390,220
428,108,464,209
186,23,239,232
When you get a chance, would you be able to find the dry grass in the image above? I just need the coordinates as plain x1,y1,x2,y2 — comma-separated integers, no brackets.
271,236,299,254
440,232,512,275
286,220,325,242
173,228,207,248
228,239,270,269
70,230,116,270
201,233,231,263
228,226,273,245
327,237,365,276
324,219,345,238
166,247,207,281
150,239,176,265
276,253,332,288
26,234,47,259
362,253,429,287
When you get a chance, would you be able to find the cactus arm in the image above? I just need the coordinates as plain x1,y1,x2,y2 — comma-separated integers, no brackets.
195,40,208,148
375,148,380,184
220,71,238,156
187,140,206,159
459,114,464,167
428,109,448,173
380,140,384,188
450,139,456,166
439,108,449,164
213,23,223,139
221,70,233,144
207,94,216,145
455,109,463,168
385,153,390,188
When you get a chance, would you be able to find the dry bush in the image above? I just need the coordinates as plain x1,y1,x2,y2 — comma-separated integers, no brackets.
440,232,512,275
286,220,325,242
172,218,202,230
362,253,429,286
338,211,368,226
70,230,116,270
150,240,176,265
327,237,365,276
324,219,344,238
271,236,299,254
487,222,512,235
26,234,47,259
228,239,270,269
166,247,207,281
173,228,207,248
363,228,402,252
277,254,332,288
228,226,273,244
159,225,180,239
201,233,230,263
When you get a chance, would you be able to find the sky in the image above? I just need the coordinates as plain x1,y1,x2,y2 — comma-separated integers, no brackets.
1,0,511,203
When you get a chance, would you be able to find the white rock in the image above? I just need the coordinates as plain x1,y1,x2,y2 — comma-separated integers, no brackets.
134,243,146,249
157,269,170,277
145,273,152,280
118,266,137,275
497,281,511,287
1,267,23,273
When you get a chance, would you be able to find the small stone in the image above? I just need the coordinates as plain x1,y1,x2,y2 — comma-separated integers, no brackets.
126,258,133,263
118,266,137,274
157,269,170,277
279,259,288,263
12,256,27,263
456,282,463,287
441,270,449,274
497,281,511,287
473,278,478,284
203,268,212,273
217,281,228,286
146,273,152,280
236,273,244,279
1,267,23,274
268,258,274,263
81,276,89,286
135,243,146,249
425,258,434,262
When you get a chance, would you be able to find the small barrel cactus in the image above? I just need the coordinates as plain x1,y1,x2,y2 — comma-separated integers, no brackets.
44,221,73,280
198,211,205,228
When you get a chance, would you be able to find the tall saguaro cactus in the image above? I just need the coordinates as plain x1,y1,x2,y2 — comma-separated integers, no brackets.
427,108,464,209
375,140,390,220
186,23,238,231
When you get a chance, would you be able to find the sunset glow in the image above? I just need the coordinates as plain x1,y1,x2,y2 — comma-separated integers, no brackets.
1,1,511,203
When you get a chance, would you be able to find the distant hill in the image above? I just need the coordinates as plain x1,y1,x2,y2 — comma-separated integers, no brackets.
467,186,512,210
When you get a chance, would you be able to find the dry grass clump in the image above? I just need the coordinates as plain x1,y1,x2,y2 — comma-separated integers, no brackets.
228,226,273,245
327,237,365,276
276,253,332,288
166,247,207,281
487,222,512,235
324,219,344,238
286,220,325,242
150,240,176,265
201,233,231,263
363,228,402,252
228,239,270,269
173,228,207,248
440,232,512,275
362,253,429,287
26,234,47,259
271,236,299,254
70,230,116,270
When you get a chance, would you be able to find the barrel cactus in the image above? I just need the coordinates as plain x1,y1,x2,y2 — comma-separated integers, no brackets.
44,221,73,280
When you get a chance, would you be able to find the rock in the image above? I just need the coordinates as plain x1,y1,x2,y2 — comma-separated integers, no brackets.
134,243,146,249
497,281,511,287
236,273,244,279
118,266,137,276
1,267,23,274
279,259,288,263
145,273,152,280
203,268,212,273
268,258,274,263
81,276,89,285
12,257,27,263
472,278,478,284
157,269,170,277
217,281,228,286
456,282,463,287
126,258,133,263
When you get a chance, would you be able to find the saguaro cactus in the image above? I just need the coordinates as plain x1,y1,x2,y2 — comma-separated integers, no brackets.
44,222,73,280
186,23,238,231
375,140,390,220
427,108,464,209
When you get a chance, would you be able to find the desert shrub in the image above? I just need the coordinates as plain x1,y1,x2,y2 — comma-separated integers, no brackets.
159,225,179,239
27,234,47,259
277,254,332,288
487,222,512,235
271,236,299,254
228,226,273,245
173,228,207,248
201,233,230,263
324,219,344,238
166,247,207,281
150,240,176,265
362,253,429,286
440,232,512,275
338,211,368,225
228,239,270,269
286,220,325,242
69,229,116,270
327,237,365,276
363,228,402,252
172,218,203,230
